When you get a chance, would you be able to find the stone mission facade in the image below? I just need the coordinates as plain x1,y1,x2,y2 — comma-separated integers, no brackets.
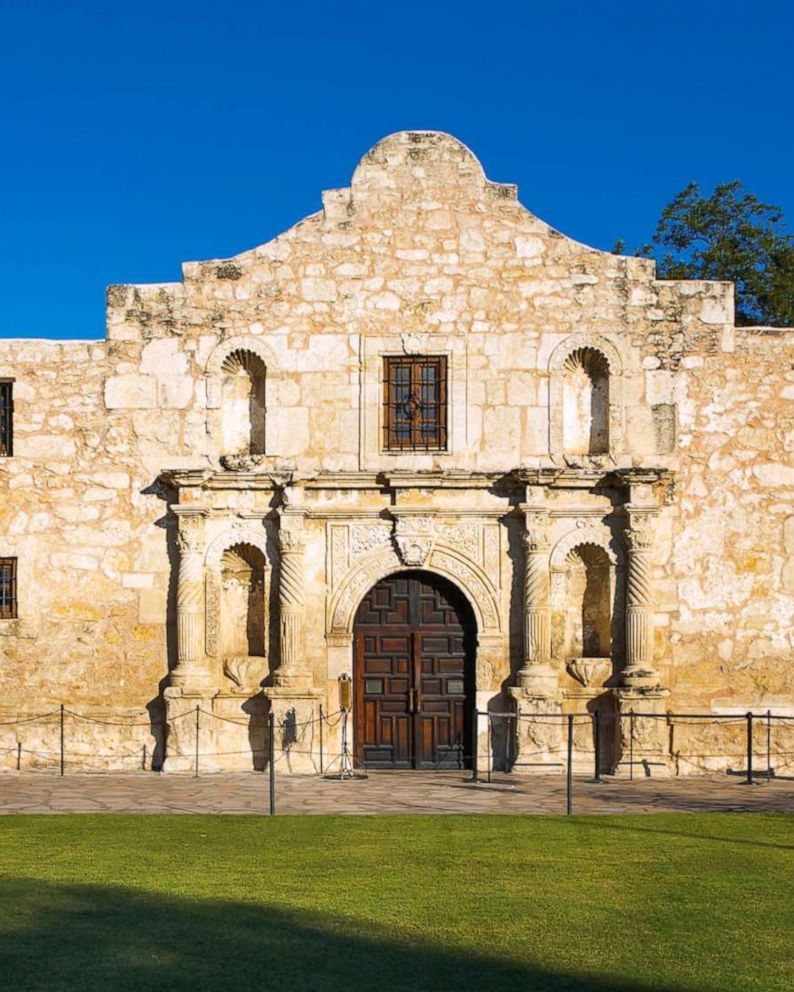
1,131,793,776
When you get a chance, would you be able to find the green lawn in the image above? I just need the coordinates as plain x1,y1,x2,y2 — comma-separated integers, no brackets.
0,814,792,991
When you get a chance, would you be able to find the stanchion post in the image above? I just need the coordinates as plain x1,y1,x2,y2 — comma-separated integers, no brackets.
17,740,21,772
319,703,324,775
629,709,635,781
767,709,772,780
194,705,200,779
60,704,65,776
485,713,493,785
746,711,754,785
471,705,479,783
592,709,602,783
268,711,276,816
566,714,574,815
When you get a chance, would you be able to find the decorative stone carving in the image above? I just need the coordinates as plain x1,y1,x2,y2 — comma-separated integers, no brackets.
350,523,391,560
623,508,659,688
223,655,267,693
566,657,611,688
276,523,307,688
393,515,436,566
328,545,501,636
219,453,269,472
516,517,555,693
438,523,480,563
483,524,500,581
172,507,211,690
549,526,619,568
205,571,220,657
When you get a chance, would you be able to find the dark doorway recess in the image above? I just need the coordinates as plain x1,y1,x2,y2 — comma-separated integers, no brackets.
353,570,476,769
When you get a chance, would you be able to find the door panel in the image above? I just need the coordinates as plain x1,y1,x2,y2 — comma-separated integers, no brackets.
354,571,474,769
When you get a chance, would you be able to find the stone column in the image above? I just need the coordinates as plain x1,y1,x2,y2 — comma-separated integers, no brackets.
275,527,307,688
509,503,563,773
170,506,211,691
623,508,659,688
516,512,555,693
264,486,321,773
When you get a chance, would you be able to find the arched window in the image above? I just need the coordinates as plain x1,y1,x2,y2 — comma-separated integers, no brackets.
562,347,609,456
220,350,267,456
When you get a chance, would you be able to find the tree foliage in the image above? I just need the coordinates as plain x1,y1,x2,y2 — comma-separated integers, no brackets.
640,180,794,326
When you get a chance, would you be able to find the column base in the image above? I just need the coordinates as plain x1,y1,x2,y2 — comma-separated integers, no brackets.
614,686,672,777
508,687,564,774
263,688,323,774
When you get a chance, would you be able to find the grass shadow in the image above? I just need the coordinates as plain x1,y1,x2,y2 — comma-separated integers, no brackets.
0,877,689,992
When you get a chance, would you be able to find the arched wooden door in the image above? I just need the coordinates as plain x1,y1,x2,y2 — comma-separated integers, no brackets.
353,570,476,769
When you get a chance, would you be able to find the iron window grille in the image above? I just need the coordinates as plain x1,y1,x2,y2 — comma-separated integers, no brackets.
0,558,16,619
383,356,448,451
0,379,12,457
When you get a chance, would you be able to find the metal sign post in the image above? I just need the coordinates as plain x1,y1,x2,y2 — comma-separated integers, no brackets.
325,673,367,780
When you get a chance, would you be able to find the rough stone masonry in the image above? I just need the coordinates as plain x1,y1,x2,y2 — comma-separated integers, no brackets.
0,131,792,775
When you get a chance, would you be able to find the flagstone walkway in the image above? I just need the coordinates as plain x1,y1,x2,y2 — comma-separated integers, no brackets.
1,770,792,815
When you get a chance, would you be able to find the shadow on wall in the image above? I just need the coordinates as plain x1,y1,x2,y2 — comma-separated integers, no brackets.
1,878,685,992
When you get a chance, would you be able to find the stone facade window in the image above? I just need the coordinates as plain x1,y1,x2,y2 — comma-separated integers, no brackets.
0,558,17,619
383,356,447,451
0,379,13,456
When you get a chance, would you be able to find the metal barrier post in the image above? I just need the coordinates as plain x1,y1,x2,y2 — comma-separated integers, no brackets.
60,704,65,776
268,711,276,815
746,711,754,785
629,710,635,781
485,713,493,784
471,705,479,782
592,710,602,783
17,740,21,771
566,714,574,815
319,704,324,775
767,709,772,780
194,705,200,778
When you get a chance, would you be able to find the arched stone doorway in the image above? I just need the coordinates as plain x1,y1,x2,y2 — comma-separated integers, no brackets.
353,570,476,770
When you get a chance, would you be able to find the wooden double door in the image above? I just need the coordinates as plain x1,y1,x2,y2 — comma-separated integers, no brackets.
354,571,475,769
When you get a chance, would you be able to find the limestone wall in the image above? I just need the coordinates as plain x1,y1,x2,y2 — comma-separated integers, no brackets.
0,130,792,775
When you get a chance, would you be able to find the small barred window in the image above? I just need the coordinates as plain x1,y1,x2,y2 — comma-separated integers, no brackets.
383,356,447,451
0,379,12,457
0,558,17,619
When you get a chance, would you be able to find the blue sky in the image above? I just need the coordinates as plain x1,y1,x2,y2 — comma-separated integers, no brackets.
1,0,792,340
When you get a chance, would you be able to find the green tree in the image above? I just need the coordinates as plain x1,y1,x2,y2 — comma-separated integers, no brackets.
640,180,794,326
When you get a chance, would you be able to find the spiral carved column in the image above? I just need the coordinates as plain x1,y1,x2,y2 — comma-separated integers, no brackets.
515,514,556,694
171,507,211,690
623,511,659,687
276,528,306,688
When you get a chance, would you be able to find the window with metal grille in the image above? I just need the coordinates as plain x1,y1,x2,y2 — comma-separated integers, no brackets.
0,379,12,457
383,356,447,451
0,558,17,619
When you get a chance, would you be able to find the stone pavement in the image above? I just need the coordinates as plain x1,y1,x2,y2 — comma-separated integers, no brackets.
1,770,793,815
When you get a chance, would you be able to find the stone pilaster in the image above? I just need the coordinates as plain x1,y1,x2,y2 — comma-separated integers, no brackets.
623,505,659,688
515,507,555,693
509,502,563,773
170,506,212,691
275,485,309,690
276,528,306,687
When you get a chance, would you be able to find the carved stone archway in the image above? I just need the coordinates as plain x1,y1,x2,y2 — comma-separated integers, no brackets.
328,543,501,639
